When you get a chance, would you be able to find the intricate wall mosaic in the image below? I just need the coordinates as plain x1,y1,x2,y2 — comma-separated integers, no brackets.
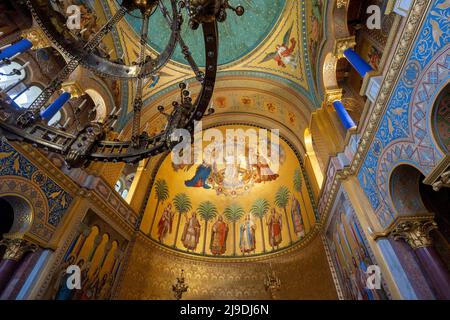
141,125,317,258
357,0,450,227
0,140,73,241
325,189,391,300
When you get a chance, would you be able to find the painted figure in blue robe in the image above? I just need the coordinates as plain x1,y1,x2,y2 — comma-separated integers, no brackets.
53,256,76,300
185,162,212,189
239,214,256,254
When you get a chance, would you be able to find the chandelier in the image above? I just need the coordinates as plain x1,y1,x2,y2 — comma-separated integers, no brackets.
0,0,244,167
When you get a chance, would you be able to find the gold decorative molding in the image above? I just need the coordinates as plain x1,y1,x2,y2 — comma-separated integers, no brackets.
318,0,432,227
0,238,38,261
336,0,349,9
423,155,450,191
21,26,51,50
324,88,343,105
61,81,84,98
333,36,356,59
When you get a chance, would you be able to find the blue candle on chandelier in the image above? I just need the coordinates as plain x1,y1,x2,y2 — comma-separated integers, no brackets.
0,39,33,61
41,92,71,120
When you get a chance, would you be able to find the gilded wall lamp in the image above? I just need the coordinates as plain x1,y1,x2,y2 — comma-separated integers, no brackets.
172,269,189,300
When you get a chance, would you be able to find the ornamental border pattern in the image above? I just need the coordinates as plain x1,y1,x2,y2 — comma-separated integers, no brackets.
318,0,432,227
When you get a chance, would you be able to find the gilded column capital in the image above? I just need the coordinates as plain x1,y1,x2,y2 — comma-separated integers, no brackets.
61,81,84,98
336,0,349,9
21,26,52,50
333,36,356,59
391,217,437,250
324,89,343,105
0,238,38,261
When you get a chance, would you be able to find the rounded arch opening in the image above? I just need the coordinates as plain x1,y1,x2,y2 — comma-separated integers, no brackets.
0,195,33,237
389,165,429,216
431,82,450,153
0,198,15,240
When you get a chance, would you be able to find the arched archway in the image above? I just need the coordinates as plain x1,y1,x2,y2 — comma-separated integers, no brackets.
389,165,429,216
0,195,33,236
431,83,450,153
0,198,14,240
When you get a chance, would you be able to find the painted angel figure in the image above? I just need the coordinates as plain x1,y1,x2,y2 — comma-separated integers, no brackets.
260,25,298,68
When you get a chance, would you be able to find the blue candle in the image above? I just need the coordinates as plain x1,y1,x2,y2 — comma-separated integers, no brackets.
41,92,71,120
333,100,356,130
344,48,374,78
0,39,33,60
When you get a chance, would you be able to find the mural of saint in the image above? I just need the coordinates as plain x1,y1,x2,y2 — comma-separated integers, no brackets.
260,25,298,68
185,161,212,189
267,208,283,250
210,215,229,255
252,152,279,183
181,212,201,251
291,196,306,238
70,260,91,300
239,214,256,254
157,203,174,243
53,255,76,300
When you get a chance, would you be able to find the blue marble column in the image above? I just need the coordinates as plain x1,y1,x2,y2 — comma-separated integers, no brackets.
40,92,71,120
343,48,373,78
332,100,356,130
0,39,33,60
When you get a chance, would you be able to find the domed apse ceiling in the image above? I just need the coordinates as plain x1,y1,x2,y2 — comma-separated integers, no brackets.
124,0,286,66
141,124,317,258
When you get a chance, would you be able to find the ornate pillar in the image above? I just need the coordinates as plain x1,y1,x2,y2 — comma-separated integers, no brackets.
0,238,38,294
391,217,450,300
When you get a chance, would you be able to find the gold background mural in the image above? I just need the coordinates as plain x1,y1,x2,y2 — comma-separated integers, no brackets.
141,125,317,257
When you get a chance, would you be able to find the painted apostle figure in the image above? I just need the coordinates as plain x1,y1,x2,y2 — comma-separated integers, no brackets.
291,196,306,239
157,203,174,243
181,212,201,251
267,208,283,250
210,215,229,255
240,214,256,254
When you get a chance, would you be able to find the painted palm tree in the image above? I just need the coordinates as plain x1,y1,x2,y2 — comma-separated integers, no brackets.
149,179,169,235
293,168,312,228
172,193,192,247
224,203,245,256
197,201,218,255
250,198,270,253
274,186,292,244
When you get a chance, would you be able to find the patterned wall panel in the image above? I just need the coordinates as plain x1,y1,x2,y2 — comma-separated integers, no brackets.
0,139,73,241
357,0,450,227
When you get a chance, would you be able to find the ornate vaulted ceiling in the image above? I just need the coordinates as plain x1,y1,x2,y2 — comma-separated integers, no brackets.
89,0,324,143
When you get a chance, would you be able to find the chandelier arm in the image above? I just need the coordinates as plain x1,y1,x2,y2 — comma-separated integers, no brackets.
85,22,218,165
27,0,180,79
131,13,151,146
16,4,128,127
158,1,204,83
